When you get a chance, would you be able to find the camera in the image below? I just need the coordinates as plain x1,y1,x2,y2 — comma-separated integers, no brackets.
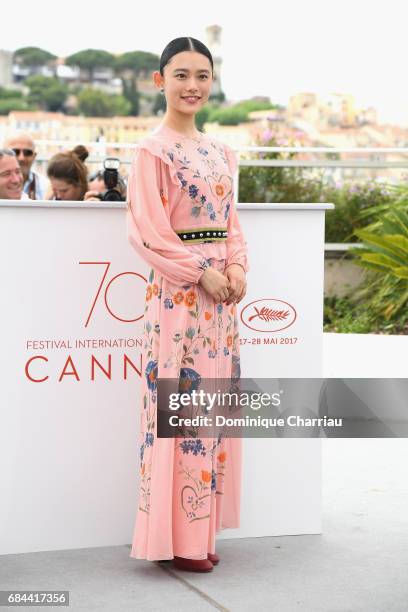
97,158,125,202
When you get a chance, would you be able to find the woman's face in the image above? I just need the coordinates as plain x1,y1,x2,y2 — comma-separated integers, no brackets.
50,178,83,200
159,51,213,115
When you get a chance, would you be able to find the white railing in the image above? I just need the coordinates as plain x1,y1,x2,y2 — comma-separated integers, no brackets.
33,142,408,174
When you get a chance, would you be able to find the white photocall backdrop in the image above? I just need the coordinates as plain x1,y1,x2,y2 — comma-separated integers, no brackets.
0,200,333,555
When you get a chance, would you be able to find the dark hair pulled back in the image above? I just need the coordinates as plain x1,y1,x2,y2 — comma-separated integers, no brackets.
159,37,214,76
47,145,89,199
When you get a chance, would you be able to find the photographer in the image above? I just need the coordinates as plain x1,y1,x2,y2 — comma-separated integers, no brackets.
47,145,89,201
84,158,127,202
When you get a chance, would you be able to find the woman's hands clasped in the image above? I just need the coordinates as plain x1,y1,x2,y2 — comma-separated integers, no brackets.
223,264,247,305
199,263,247,305
199,267,230,304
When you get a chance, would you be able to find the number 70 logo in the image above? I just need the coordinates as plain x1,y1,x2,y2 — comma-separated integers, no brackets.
80,261,147,326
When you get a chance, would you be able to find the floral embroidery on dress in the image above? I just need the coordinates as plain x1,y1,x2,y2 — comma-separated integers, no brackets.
151,270,226,375
160,139,234,223
179,463,211,522
177,444,228,521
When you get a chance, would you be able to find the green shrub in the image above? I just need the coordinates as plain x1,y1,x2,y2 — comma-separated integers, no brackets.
323,297,373,333
0,87,23,100
348,199,408,327
325,195,408,334
208,107,248,126
238,133,325,204
203,99,277,127
323,182,393,242
77,88,131,117
0,98,31,114
237,132,395,243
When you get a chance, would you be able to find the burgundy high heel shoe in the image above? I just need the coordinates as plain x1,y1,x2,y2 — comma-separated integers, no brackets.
173,556,214,572
207,552,220,565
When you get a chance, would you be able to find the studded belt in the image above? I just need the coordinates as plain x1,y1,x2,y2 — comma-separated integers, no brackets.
176,227,228,243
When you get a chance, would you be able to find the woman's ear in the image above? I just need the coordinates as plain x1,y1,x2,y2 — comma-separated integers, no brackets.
153,70,164,92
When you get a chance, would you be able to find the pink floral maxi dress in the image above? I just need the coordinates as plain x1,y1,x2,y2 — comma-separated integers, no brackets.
126,123,249,561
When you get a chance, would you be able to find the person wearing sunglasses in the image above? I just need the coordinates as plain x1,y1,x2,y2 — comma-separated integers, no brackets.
0,148,30,200
4,133,48,200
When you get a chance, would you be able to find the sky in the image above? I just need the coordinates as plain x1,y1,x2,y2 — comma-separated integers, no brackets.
3,0,407,125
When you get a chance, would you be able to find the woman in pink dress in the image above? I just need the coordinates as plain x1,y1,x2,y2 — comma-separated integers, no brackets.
126,37,249,573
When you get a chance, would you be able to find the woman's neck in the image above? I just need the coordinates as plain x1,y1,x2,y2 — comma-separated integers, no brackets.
161,110,200,138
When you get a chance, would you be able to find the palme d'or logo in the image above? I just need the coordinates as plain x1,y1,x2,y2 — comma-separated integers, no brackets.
240,299,297,333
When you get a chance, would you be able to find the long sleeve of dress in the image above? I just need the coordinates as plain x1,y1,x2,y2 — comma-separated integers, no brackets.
126,147,210,285
224,145,250,273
